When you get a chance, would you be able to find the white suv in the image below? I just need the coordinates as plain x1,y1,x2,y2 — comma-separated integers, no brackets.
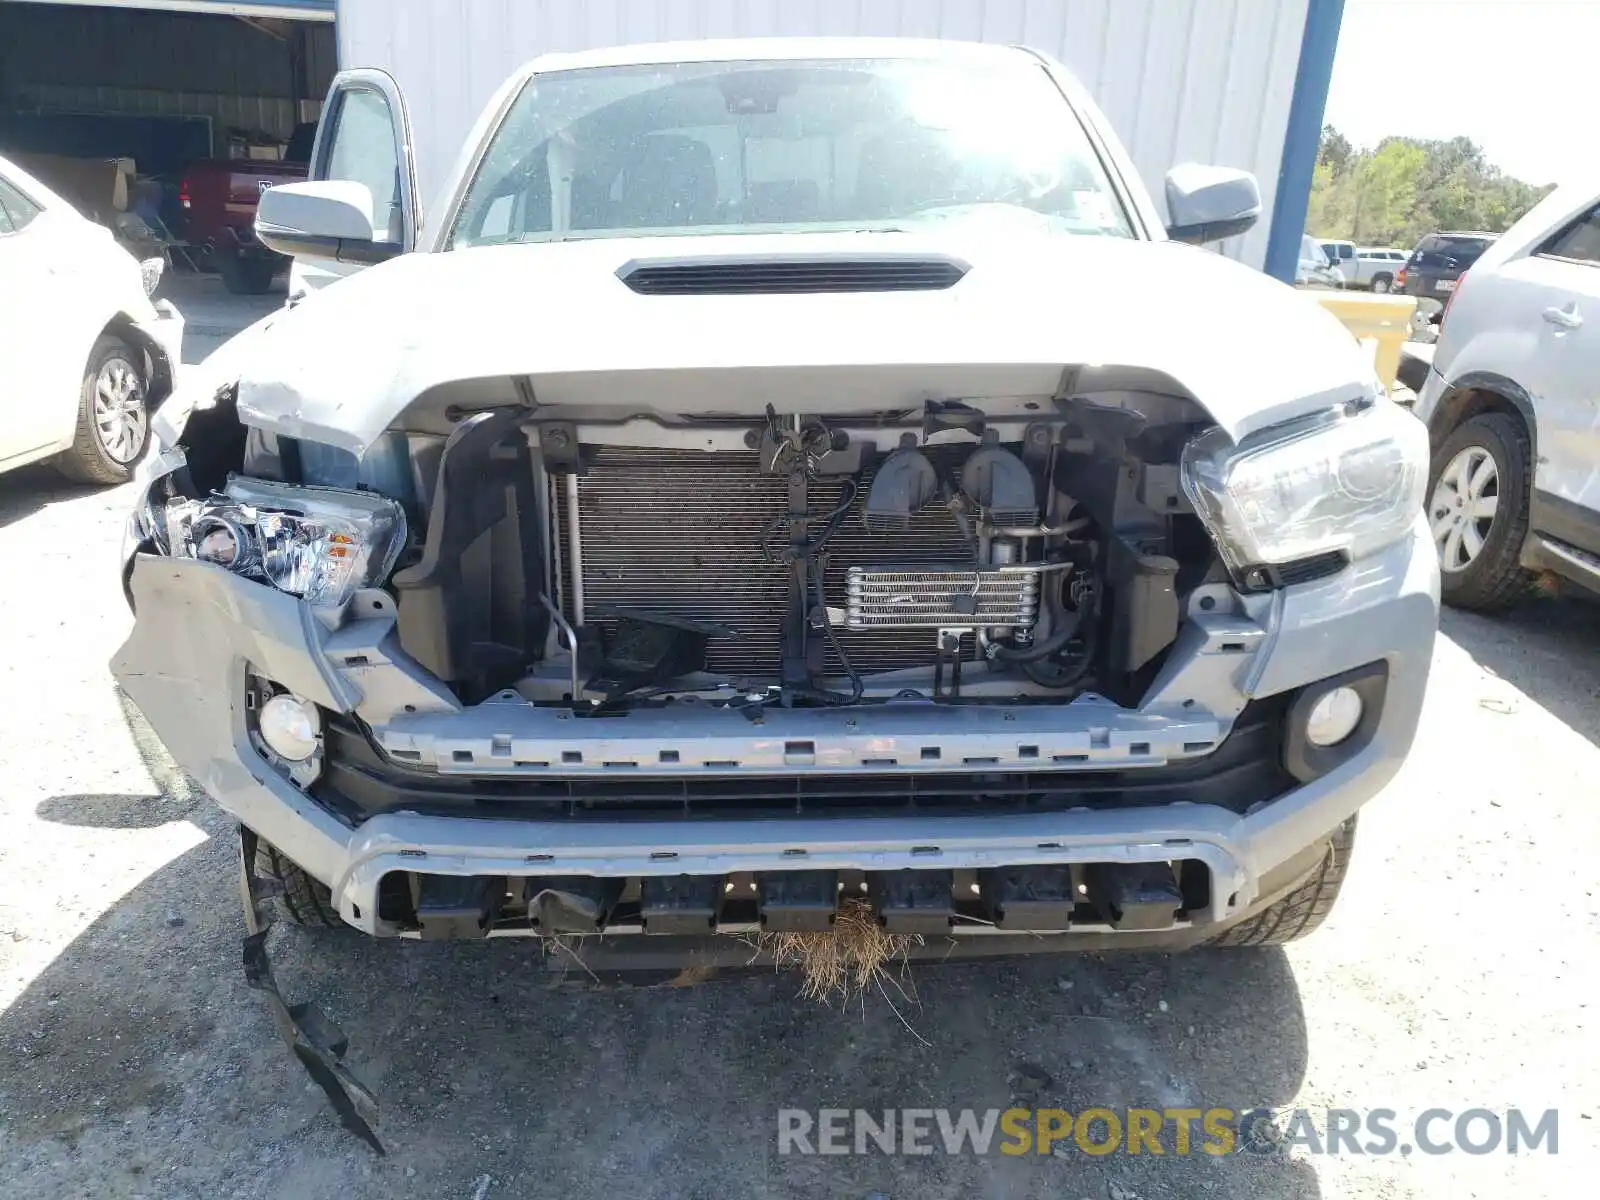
1414,180,1600,610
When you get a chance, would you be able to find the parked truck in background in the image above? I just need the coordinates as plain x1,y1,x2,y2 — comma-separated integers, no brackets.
1320,239,1356,283
1319,239,1408,291
175,122,316,294
1352,247,1407,292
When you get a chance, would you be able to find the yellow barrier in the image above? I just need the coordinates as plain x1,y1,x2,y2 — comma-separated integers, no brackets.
1310,290,1419,394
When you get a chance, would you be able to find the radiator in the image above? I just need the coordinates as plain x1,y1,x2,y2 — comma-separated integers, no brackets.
552,446,981,679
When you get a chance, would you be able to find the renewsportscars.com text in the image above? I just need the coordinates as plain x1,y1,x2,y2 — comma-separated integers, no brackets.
776,1107,1559,1157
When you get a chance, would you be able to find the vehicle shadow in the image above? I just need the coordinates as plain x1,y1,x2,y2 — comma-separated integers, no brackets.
1440,593,1600,747
0,464,105,532
34,792,203,829
2,812,1320,1199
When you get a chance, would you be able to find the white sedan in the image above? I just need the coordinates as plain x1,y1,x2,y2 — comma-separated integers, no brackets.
0,154,183,483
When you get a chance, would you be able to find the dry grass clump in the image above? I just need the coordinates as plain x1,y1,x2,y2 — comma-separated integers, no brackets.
757,899,927,1037
548,897,931,1038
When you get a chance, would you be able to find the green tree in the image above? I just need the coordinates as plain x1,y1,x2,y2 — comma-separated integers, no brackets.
1307,126,1553,249
1348,139,1424,243
1318,124,1353,173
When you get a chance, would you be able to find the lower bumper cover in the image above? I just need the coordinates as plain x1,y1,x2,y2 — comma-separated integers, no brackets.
112,520,1439,939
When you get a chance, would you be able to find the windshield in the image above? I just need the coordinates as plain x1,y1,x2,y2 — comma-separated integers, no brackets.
449,58,1134,247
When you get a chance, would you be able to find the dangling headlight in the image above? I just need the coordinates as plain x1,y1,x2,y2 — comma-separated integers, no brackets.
1181,398,1427,576
164,477,407,609
126,445,190,561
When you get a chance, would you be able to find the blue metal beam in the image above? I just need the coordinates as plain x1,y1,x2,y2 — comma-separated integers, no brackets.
1263,0,1345,281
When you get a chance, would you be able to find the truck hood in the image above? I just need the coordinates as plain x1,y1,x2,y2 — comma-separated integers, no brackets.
234,229,1380,457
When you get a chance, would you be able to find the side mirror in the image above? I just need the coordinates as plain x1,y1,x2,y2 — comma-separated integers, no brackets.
1163,164,1261,245
256,181,401,265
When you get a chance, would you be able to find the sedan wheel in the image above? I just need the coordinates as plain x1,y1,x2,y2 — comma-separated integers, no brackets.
1429,445,1498,573
55,335,153,486
92,355,148,465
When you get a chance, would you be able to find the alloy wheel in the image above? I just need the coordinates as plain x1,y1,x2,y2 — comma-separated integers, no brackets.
1429,445,1499,573
92,356,147,465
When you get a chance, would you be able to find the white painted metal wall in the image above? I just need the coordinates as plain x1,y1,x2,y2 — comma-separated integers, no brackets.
337,0,1307,268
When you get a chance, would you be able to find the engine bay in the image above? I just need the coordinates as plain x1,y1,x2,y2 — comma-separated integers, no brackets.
371,394,1227,715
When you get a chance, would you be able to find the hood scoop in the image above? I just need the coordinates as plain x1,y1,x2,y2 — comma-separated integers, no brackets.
618,254,969,296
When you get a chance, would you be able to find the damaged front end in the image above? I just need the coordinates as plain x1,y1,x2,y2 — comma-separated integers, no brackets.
113,358,1434,1148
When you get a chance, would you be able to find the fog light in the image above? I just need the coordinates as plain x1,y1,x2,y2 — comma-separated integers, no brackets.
1305,686,1363,747
259,693,321,762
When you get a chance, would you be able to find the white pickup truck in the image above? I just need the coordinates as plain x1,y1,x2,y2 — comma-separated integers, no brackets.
114,37,1439,1151
1320,240,1408,292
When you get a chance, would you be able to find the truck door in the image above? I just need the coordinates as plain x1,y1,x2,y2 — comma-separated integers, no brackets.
288,68,418,299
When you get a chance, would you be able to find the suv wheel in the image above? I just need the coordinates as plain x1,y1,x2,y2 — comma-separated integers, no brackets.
55,336,150,485
1427,412,1535,611
1370,274,1392,293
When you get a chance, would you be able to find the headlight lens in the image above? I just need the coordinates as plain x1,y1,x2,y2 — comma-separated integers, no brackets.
165,476,407,609
139,256,164,298
1181,400,1427,574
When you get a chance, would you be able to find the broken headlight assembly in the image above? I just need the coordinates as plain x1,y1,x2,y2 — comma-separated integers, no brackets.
1180,398,1426,576
162,477,407,609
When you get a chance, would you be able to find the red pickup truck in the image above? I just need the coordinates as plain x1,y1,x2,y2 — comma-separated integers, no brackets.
177,122,315,294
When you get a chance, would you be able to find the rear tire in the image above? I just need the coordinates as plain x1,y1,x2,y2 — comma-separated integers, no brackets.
1211,818,1356,946
219,250,277,295
54,336,150,485
1370,274,1392,293
1428,412,1536,612
254,839,343,928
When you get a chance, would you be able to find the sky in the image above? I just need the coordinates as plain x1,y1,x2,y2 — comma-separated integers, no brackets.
1324,0,1597,186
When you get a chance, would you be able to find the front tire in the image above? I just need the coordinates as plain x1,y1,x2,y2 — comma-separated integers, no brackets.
1211,818,1356,946
54,336,150,485
1370,274,1392,293
254,839,343,928
1427,412,1535,612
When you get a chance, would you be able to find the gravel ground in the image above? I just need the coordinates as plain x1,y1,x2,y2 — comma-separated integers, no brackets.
0,327,1595,1198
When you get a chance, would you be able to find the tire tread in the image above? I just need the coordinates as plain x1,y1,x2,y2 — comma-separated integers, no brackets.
1211,817,1356,947
254,840,342,928
1433,411,1536,613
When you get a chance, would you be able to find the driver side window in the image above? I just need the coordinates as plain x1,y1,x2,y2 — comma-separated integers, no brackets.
322,87,403,242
